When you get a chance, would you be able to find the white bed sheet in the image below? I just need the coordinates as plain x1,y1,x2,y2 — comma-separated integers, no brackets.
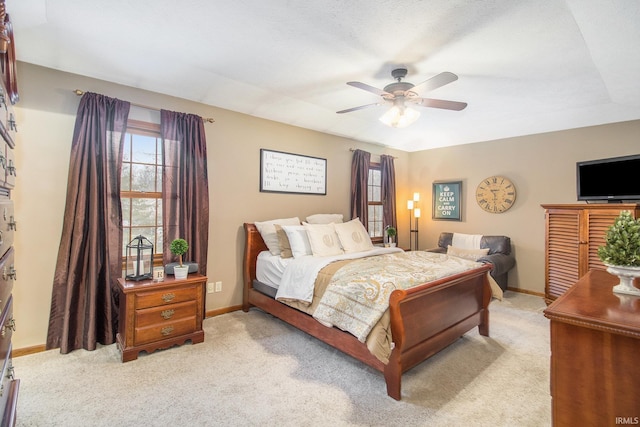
256,251,293,289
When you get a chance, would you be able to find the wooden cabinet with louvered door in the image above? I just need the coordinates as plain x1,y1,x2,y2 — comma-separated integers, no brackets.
542,204,640,304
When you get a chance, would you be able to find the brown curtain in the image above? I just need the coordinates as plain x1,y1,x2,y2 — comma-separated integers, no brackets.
47,93,130,352
380,154,397,231
160,110,209,275
350,149,370,225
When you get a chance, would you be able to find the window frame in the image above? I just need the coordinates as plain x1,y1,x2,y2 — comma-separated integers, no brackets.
368,162,384,243
121,120,164,266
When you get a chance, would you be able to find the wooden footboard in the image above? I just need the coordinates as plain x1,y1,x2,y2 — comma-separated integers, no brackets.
243,223,492,400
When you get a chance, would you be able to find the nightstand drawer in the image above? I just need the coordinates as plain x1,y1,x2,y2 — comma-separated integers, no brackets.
135,285,199,309
134,316,197,346
134,300,196,328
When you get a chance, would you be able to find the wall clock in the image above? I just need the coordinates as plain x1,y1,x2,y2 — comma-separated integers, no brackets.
475,175,516,213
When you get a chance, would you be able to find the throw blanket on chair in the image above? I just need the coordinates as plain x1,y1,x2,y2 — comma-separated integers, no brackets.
313,251,484,342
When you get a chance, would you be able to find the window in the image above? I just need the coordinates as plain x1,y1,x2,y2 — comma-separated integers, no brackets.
121,120,163,260
367,165,383,240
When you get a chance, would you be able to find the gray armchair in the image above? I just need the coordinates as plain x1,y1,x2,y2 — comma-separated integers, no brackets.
426,232,516,291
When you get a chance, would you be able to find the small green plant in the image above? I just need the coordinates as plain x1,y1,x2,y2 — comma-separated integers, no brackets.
170,238,189,267
386,226,397,239
597,211,640,267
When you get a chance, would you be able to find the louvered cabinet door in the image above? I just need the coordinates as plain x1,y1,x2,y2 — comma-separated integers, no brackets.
544,208,581,303
542,204,640,304
583,208,633,275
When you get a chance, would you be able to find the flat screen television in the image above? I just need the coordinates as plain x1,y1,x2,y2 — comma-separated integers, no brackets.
577,154,640,202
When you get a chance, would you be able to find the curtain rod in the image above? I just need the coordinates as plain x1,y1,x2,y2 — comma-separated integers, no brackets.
73,89,215,123
349,148,397,159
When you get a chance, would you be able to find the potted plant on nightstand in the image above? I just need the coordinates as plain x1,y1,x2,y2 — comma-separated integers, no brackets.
385,226,397,248
170,238,190,280
598,210,640,296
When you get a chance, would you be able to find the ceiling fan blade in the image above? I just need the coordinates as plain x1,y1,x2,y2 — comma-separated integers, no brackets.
413,98,468,111
347,81,392,97
408,72,459,95
336,103,382,114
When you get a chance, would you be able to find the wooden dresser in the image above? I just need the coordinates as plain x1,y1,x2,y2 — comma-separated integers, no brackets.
544,270,640,426
0,3,19,425
542,203,640,304
116,274,206,362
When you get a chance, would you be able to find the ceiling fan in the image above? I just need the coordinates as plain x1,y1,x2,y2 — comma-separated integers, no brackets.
337,68,467,128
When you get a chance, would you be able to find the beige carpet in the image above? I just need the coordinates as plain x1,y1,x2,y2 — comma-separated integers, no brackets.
14,292,550,426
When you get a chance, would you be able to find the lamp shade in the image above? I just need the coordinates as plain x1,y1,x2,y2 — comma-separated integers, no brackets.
379,105,420,128
414,208,421,218
407,200,414,210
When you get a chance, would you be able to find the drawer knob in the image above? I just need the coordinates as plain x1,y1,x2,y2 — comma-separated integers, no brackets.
1,317,15,338
8,113,16,132
161,309,175,320
2,266,16,281
161,326,174,336
161,293,175,303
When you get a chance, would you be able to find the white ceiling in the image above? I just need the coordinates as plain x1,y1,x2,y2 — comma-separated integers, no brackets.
8,0,640,152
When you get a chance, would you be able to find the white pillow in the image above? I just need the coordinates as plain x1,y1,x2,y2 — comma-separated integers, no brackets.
303,223,344,257
254,217,300,255
305,213,344,224
334,218,374,253
281,225,313,258
452,233,482,249
447,245,489,261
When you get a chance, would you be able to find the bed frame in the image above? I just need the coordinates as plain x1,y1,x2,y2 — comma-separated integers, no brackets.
242,223,492,400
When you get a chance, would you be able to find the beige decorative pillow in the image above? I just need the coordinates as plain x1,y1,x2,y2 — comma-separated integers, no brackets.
334,218,374,253
274,224,292,258
305,213,344,224
303,223,344,257
447,245,489,261
254,217,300,255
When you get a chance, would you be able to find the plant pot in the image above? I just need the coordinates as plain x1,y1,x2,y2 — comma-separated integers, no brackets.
173,265,189,280
605,264,640,296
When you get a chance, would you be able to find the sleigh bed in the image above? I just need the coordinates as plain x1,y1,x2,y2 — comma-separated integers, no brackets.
242,222,493,400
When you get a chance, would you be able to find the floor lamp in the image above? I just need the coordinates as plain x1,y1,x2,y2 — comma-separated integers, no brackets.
407,192,421,251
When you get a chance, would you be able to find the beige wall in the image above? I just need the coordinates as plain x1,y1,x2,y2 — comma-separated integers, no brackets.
12,63,409,349
11,62,640,350
409,121,640,292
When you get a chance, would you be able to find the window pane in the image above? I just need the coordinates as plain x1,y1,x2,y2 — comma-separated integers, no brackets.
122,135,131,162
156,165,163,189
368,205,383,237
131,134,158,164
371,186,381,202
368,168,381,202
121,198,131,226
121,164,131,191
131,198,158,226
131,164,157,192
369,169,381,186
156,138,163,164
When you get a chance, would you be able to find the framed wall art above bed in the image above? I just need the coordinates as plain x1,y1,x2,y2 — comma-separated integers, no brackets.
260,149,327,195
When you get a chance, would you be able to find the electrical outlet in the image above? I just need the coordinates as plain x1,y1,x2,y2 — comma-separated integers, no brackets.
215,281,222,292
207,282,215,293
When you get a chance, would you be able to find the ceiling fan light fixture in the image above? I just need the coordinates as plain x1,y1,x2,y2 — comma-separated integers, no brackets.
379,105,420,128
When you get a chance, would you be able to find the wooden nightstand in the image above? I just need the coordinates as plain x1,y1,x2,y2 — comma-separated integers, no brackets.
116,274,206,362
